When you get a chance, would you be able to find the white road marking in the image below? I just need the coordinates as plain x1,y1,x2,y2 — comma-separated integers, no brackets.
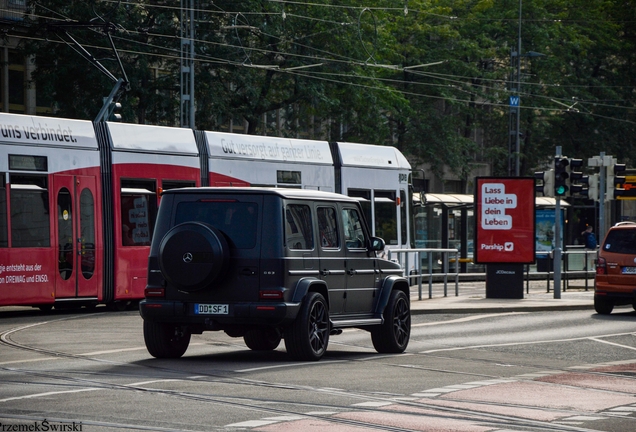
224,420,279,427
420,331,636,354
412,312,527,327
0,388,100,403
0,379,184,403
234,360,346,373
588,337,636,351
351,401,393,407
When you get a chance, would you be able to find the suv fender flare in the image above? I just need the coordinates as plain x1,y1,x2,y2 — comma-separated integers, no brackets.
375,276,410,315
292,278,329,306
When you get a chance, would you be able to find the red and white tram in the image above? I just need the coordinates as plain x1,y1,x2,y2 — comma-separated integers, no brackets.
1,112,412,310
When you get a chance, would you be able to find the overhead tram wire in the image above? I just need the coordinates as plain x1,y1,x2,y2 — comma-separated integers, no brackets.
30,4,634,95
15,31,633,125
72,0,636,25
20,8,636,124
18,16,636,119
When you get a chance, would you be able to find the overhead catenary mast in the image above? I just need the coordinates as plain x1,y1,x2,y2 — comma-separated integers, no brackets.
181,0,196,129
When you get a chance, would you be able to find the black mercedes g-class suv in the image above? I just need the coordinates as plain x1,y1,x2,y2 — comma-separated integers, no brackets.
139,187,410,361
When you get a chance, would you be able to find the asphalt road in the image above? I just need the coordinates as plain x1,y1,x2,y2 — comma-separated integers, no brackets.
0,306,635,432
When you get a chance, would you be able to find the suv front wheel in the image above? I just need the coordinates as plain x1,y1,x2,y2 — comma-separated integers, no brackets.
371,290,411,353
284,292,330,361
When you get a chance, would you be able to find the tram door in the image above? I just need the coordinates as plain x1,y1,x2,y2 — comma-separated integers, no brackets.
54,175,98,299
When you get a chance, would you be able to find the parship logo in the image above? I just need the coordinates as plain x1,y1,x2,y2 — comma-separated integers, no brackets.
481,242,514,252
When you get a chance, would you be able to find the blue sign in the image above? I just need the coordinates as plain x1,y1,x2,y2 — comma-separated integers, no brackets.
509,96,520,107
535,208,564,256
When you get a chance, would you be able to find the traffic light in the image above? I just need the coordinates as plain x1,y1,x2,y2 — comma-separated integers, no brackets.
567,158,585,196
586,174,599,201
108,101,122,122
607,162,627,200
554,156,569,197
534,170,554,197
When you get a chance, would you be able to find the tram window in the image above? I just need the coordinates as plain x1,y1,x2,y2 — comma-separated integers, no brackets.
162,180,195,191
277,171,301,186
9,174,50,248
0,176,7,248
57,187,73,280
80,188,96,279
120,179,156,247
400,189,407,246
374,190,397,245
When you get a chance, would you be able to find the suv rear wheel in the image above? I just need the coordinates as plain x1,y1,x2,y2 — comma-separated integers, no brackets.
143,320,191,358
244,328,282,351
284,292,329,361
371,290,410,353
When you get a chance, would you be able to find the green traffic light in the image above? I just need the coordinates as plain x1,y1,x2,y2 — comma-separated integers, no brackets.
555,185,567,196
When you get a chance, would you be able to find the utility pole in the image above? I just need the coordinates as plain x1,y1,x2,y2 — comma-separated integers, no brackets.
508,0,523,176
181,0,195,129
553,145,562,299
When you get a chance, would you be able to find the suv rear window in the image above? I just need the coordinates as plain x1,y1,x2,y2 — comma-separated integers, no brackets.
175,201,258,249
602,229,636,254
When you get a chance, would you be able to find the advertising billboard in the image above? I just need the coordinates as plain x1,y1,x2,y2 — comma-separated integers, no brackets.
474,177,536,264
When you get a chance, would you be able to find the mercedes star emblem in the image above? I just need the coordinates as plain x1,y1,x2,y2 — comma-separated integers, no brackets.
183,252,193,263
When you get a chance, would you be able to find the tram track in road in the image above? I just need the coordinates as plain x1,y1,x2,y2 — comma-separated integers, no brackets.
0,364,608,432
2,314,635,431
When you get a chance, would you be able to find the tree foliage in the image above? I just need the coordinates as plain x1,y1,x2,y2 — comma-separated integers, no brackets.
16,0,636,177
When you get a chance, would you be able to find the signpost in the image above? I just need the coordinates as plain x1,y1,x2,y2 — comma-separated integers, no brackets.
474,177,536,298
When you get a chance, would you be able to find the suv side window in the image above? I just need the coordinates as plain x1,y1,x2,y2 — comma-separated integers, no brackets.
317,207,339,249
342,208,366,249
285,204,314,250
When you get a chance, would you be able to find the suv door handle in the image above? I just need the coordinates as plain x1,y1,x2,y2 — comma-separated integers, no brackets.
347,269,357,275
240,267,256,276
320,269,329,276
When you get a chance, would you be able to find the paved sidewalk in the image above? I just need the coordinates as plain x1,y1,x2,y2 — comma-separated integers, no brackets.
409,278,596,314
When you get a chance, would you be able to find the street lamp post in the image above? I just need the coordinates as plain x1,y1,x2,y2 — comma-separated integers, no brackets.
508,0,522,177
508,0,544,176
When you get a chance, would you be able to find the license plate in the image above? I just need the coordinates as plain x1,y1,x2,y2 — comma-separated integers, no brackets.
621,267,636,274
194,304,229,315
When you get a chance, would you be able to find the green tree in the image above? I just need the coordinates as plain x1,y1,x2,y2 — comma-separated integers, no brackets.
16,0,636,176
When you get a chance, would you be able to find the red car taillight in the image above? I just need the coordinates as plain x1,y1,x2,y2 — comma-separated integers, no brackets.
596,256,607,275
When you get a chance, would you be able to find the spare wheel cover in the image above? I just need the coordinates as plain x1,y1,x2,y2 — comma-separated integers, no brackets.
159,222,229,291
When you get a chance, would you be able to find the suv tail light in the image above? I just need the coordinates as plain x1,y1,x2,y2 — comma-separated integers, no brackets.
596,256,607,275
144,288,166,297
259,290,283,300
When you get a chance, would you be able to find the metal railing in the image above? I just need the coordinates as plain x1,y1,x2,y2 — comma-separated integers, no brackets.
387,247,598,300
387,248,459,300
536,248,598,292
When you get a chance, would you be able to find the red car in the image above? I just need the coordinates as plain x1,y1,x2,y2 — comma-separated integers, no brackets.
595,221,636,314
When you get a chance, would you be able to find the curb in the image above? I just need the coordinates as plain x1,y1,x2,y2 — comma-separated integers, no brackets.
410,303,594,315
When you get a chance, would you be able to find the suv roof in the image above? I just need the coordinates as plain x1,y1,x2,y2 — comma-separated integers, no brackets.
162,186,360,203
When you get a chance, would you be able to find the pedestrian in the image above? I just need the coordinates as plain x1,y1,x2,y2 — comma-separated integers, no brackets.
581,225,597,272
581,226,597,250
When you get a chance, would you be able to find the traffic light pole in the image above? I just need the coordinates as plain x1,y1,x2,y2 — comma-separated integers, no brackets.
553,146,562,299
599,152,606,243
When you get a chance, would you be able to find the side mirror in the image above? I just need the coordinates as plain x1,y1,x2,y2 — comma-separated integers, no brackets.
371,237,385,251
